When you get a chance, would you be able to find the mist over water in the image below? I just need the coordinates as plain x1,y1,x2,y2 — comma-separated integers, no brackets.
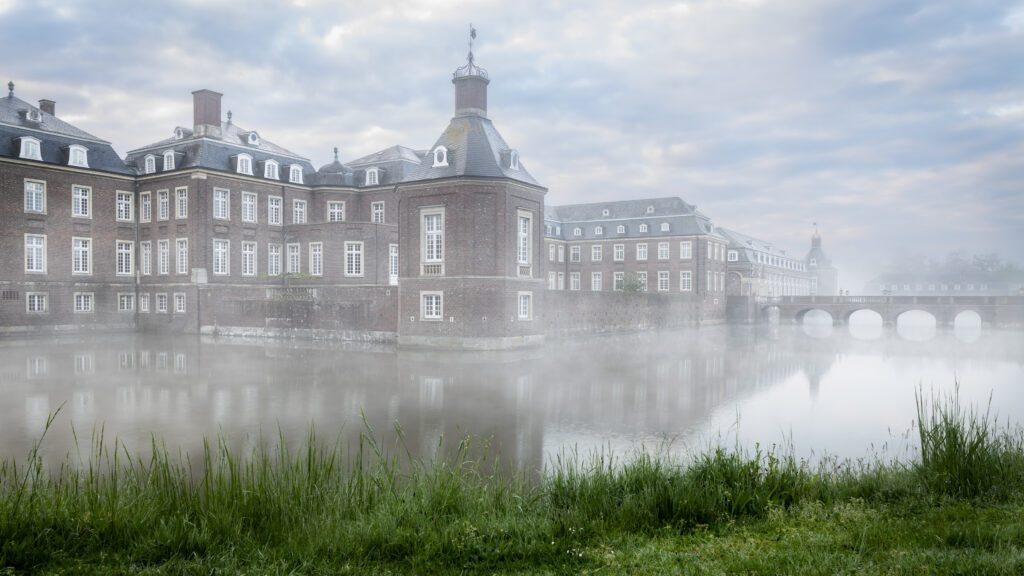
1,324,1021,471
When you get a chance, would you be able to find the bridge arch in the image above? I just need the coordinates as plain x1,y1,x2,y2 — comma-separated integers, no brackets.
842,307,884,325
796,308,834,325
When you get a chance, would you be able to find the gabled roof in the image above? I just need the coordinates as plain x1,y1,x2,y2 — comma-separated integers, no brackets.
402,115,541,187
130,120,305,159
346,145,422,167
719,227,803,265
542,197,719,241
0,94,133,174
546,197,697,222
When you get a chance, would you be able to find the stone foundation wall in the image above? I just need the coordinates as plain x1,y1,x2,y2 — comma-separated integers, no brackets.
544,291,720,338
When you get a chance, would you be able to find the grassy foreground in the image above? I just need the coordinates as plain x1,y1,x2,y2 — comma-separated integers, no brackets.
2,389,1024,575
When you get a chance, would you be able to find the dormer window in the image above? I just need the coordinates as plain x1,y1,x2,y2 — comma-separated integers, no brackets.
646,205,654,214
617,225,625,234
660,222,670,232
247,132,260,146
594,226,604,235
573,227,582,237
19,137,42,161
365,167,379,186
264,159,279,180
810,258,817,267
289,165,303,184
163,150,175,171
639,223,649,233
175,128,185,140
236,154,253,176
144,154,156,174
432,146,448,168
26,109,41,122
728,250,738,262
602,209,610,217
509,150,519,170
67,145,89,168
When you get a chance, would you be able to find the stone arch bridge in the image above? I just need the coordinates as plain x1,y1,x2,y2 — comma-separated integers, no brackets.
761,296,1024,327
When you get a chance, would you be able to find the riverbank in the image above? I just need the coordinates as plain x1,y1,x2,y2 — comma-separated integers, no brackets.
2,391,1023,575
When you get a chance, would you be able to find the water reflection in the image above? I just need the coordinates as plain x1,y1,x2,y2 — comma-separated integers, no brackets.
1,326,1022,473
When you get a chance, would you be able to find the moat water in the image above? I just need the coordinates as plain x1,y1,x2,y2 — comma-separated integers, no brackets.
1,322,1022,471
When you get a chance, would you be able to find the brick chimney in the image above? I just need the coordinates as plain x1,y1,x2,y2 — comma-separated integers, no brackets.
192,89,223,138
38,99,55,116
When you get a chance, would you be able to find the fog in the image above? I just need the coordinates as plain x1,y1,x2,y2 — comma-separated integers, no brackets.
2,324,1022,473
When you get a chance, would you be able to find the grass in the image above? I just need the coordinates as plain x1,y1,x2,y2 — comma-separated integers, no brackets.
1,390,1023,574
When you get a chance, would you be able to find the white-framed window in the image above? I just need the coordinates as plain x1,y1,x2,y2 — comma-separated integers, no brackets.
646,205,655,214
613,271,624,291
345,241,363,277
680,271,692,292
602,209,610,217
268,244,282,276
140,293,150,313
617,225,625,234
264,159,279,180
591,272,602,291
658,271,670,292
156,293,168,314
176,239,188,275
163,150,175,171
268,196,282,226
708,242,713,260
140,192,151,222
573,227,582,237
421,291,443,320
73,292,94,313
728,250,738,262
517,210,532,266
287,243,300,274
591,245,602,262
548,271,557,289
241,241,257,276
637,271,648,292
174,293,186,314
25,234,46,273
328,201,345,222
422,207,444,274
707,271,712,292
570,272,580,291
157,190,170,220
158,239,169,275
570,245,581,262
509,150,519,170
118,293,135,312
639,223,648,233
248,132,260,146
213,188,230,220
660,222,670,232
636,243,648,261
557,272,565,290
658,242,669,260
213,239,230,275
115,191,133,222
372,201,385,224
236,154,253,175
432,146,448,167
549,244,556,262
365,167,379,186
242,192,257,223
310,242,323,276
19,137,42,161
26,292,47,313
116,240,133,276
517,292,532,320
614,244,624,262
140,241,152,275
389,243,399,286
809,258,817,267
72,237,91,275
72,186,91,218
289,165,304,184
558,245,565,262
594,226,603,236
24,179,46,214
293,199,306,224
164,190,181,223
680,240,692,260
144,155,156,174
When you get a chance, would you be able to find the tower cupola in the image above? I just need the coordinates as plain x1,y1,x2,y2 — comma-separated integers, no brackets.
452,25,489,118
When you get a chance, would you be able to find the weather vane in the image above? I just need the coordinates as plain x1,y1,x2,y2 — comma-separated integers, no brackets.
468,23,477,63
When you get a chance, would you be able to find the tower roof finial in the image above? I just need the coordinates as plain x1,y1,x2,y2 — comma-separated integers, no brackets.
226,109,233,123
454,24,488,80
333,146,339,162
7,81,13,98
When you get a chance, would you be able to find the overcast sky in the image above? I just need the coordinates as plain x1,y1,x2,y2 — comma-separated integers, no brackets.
3,0,1022,288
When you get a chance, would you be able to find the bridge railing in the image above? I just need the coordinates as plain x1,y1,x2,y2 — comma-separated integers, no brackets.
768,295,1024,306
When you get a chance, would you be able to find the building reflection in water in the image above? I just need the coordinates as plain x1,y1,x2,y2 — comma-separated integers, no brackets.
0,326,1022,474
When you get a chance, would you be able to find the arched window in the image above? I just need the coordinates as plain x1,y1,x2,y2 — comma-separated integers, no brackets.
163,150,175,171
365,167,380,186
175,127,185,140
616,225,625,234
432,146,449,167
573,227,582,237
236,154,253,175
19,137,42,161
594,226,604,235
660,222,670,232
248,132,260,146
264,159,279,180
639,223,648,233
144,154,156,174
289,165,303,184
69,145,89,168
509,150,519,170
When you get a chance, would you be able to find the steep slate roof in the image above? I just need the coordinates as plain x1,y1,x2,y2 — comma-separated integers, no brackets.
125,121,315,178
719,227,803,265
0,93,133,175
347,145,422,166
543,197,722,241
402,115,540,186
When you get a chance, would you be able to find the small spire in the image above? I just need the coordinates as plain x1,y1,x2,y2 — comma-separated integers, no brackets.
7,80,13,97
333,147,339,162
226,109,233,123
